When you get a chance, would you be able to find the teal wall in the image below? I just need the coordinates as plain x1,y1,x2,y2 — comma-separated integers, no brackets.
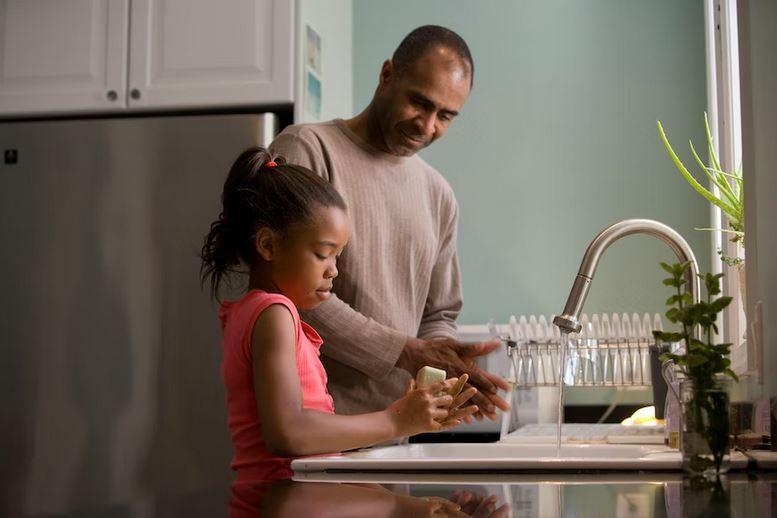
353,0,711,326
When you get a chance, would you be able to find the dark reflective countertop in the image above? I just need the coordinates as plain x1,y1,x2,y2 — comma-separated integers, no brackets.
9,472,775,517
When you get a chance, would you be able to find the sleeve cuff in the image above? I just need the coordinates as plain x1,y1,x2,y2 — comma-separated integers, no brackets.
417,321,459,341
367,325,408,380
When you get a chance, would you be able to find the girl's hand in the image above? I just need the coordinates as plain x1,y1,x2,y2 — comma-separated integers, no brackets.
439,373,479,429
387,379,456,437
386,376,480,437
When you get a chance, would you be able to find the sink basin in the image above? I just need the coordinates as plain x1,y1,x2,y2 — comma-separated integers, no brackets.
291,442,690,473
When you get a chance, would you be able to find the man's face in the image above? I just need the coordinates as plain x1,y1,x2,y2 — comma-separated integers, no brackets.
372,46,471,157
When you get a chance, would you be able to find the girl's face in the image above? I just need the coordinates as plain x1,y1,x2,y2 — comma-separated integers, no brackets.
269,205,349,310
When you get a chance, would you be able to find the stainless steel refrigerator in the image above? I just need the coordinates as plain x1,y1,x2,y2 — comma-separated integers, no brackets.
0,113,278,516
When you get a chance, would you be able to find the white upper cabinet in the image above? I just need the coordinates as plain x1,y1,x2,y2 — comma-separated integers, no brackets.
0,0,129,116
128,0,293,109
0,0,294,116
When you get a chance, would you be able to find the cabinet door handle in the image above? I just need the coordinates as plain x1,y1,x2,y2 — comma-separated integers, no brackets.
106,90,118,101
130,89,141,100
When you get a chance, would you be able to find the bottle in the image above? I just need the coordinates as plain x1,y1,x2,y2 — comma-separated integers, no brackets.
664,378,680,448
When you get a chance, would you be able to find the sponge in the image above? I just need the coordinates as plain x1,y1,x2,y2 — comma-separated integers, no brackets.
416,366,447,389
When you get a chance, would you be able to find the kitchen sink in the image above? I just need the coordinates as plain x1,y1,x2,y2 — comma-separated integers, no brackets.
291,442,721,473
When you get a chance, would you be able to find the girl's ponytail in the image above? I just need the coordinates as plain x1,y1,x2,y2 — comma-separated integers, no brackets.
200,146,345,300
200,147,279,299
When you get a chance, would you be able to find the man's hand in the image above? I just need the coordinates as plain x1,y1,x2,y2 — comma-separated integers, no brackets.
396,337,510,421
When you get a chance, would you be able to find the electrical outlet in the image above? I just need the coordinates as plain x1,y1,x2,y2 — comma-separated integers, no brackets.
752,300,764,384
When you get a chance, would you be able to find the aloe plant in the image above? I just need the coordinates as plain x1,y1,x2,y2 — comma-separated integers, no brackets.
657,114,744,266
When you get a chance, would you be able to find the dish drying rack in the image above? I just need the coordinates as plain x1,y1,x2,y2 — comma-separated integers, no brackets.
489,313,667,387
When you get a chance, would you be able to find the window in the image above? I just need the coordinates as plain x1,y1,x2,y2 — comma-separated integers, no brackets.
704,0,750,374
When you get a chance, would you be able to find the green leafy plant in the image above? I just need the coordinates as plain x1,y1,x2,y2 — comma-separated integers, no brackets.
653,261,738,475
657,114,744,267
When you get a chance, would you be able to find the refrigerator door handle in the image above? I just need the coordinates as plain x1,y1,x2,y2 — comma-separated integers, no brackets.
257,113,279,149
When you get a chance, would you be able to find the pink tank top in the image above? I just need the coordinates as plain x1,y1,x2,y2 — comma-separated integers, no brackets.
219,290,334,483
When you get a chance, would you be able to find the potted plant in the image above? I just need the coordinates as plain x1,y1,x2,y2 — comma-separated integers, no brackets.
654,261,738,477
657,114,745,300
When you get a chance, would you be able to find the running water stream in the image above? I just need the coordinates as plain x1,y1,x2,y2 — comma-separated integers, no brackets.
499,351,516,441
556,332,569,456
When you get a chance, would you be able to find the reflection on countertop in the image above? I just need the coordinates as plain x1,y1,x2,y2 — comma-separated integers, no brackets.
13,472,774,517
246,473,772,517
230,479,509,517
278,473,776,518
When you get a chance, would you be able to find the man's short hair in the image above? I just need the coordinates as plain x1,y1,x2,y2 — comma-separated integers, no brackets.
392,25,474,88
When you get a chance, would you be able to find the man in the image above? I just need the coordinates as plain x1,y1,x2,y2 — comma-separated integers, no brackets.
270,25,509,421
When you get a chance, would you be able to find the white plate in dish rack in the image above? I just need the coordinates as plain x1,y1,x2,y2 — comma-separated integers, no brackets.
291,443,722,473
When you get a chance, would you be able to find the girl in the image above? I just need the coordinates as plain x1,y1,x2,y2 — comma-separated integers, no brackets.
201,147,477,483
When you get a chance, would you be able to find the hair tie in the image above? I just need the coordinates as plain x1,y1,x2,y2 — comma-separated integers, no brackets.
265,161,278,168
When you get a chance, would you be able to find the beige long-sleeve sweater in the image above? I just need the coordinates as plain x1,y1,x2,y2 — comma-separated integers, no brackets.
270,119,462,414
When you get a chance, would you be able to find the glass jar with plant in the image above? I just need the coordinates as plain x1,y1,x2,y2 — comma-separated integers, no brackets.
653,261,738,477
657,114,744,280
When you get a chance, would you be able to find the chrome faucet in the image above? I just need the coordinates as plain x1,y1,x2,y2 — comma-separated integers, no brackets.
553,219,700,335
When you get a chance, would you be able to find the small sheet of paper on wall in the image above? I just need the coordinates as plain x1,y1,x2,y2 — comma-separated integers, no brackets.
304,25,322,120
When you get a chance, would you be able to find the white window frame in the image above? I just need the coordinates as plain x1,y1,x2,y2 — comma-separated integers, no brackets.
704,0,751,375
